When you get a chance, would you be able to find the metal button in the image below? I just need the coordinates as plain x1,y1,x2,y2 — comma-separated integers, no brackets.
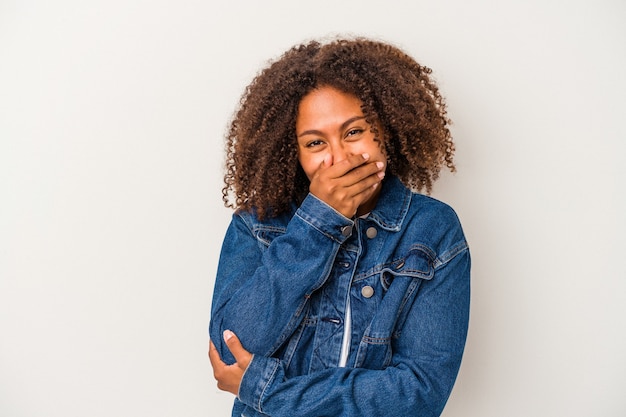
366,227,377,239
341,225,353,237
361,285,374,298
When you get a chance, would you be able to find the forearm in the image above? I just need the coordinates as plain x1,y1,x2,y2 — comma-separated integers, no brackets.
209,194,354,363
238,354,459,417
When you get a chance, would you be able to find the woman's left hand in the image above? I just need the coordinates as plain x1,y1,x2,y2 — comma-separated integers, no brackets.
208,330,253,396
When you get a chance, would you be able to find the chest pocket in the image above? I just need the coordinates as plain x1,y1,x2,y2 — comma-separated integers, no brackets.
354,245,435,369
382,244,434,286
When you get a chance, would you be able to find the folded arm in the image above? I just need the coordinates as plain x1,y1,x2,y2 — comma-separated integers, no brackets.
209,194,354,364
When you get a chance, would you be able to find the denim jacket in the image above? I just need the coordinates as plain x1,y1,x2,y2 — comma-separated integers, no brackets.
209,176,470,417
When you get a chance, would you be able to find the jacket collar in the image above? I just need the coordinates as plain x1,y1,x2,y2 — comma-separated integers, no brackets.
366,175,411,232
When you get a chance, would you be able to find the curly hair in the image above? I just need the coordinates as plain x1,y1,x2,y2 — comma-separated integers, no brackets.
222,37,455,219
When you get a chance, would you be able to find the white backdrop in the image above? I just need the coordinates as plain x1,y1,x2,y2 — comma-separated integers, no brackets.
1,1,624,416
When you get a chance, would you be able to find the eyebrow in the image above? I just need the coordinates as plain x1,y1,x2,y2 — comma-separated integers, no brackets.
297,116,366,138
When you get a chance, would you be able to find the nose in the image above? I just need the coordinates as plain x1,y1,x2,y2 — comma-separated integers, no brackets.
330,142,350,164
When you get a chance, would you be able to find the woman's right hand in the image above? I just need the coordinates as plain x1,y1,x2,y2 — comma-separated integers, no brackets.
308,153,385,218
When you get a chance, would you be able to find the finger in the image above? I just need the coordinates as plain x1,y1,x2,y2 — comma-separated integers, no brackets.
320,153,370,179
208,340,224,368
342,163,385,203
343,171,383,203
336,160,385,191
352,169,385,197
223,330,252,368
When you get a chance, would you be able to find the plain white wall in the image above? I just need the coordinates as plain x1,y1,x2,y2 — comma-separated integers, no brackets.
1,0,624,416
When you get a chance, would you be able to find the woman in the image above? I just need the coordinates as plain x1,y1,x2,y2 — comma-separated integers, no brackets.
209,37,470,417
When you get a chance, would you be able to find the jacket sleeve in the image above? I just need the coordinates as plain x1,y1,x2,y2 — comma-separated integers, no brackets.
236,246,471,417
209,194,354,364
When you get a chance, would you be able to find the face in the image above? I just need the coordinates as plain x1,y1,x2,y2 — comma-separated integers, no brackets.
296,86,387,181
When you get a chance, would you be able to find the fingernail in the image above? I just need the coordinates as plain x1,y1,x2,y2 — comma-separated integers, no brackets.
377,171,385,179
362,153,370,160
376,162,384,169
223,330,234,342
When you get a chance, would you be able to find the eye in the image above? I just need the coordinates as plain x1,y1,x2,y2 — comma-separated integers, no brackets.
345,128,364,139
305,139,325,148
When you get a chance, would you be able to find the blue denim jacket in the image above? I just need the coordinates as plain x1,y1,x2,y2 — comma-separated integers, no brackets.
210,176,470,417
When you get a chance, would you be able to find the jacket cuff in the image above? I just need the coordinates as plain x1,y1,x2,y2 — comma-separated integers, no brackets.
238,354,281,413
295,193,355,243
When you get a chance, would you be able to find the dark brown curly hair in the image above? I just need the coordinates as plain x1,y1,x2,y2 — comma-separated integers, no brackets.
222,37,455,219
